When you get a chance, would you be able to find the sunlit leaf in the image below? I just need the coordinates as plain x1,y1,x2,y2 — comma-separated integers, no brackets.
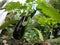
37,2,60,22
36,0,45,4
6,2,21,11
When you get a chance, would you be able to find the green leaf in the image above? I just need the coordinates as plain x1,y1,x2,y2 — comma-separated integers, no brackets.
6,2,21,11
26,0,34,3
0,20,18,29
37,2,60,22
35,15,57,26
36,0,45,4
20,5,27,9
33,28,44,41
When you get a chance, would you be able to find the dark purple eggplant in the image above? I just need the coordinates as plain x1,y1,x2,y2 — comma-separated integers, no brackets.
13,10,36,40
13,16,28,40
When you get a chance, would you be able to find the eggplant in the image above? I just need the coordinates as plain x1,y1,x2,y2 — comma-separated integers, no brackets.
13,10,36,40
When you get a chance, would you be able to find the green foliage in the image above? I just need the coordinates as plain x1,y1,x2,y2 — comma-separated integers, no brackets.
49,0,60,10
0,20,18,29
24,29,39,42
35,15,57,26
36,0,46,4
34,15,58,39
0,0,60,43
37,2,60,22
5,2,32,11
6,2,21,11
33,28,44,41
26,0,34,3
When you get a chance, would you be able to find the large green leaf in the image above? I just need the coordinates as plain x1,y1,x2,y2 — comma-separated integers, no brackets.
6,2,21,11
37,2,60,22
0,20,18,29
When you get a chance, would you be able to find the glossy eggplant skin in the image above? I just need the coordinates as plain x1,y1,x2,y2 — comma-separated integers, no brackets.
13,16,28,40
13,10,36,40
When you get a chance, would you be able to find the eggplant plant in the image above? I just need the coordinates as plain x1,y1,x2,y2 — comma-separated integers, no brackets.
0,0,60,43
